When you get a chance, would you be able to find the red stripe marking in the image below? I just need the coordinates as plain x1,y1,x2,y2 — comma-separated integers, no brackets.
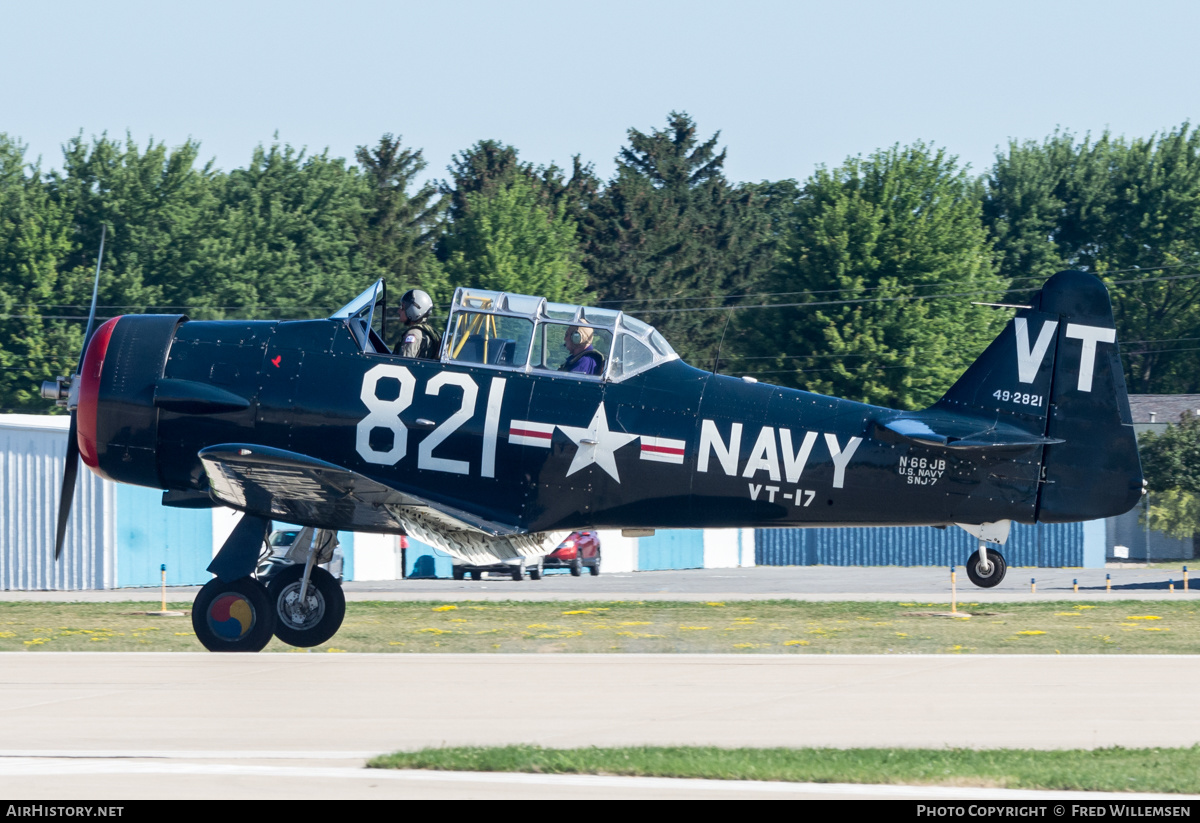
641,444,685,455
510,427,552,440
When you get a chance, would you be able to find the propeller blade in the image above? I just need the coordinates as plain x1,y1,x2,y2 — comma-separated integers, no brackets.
76,224,105,369
55,412,80,560
55,225,104,562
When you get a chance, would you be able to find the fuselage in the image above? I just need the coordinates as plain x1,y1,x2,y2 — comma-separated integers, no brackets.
84,314,1045,534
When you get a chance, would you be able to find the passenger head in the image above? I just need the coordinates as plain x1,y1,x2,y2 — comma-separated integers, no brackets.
565,325,593,353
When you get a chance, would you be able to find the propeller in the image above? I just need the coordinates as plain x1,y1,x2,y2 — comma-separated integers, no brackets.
42,225,106,560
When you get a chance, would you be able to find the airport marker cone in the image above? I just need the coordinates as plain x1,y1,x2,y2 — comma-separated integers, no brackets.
951,566,956,614
160,564,167,612
1073,578,1078,594
1170,579,1175,593
1106,573,1111,593
1030,578,1036,593
1185,566,1189,592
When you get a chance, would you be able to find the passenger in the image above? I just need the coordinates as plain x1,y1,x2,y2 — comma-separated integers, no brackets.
396,289,441,359
560,325,604,375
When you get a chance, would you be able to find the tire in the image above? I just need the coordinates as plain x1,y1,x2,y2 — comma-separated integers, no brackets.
511,566,523,582
470,570,482,581
570,559,582,577
266,565,346,647
452,567,465,581
191,576,276,653
589,552,600,576
965,548,1007,588
529,566,542,581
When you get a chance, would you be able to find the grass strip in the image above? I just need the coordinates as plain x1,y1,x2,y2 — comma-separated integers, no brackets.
1,599,1198,653
368,744,1200,794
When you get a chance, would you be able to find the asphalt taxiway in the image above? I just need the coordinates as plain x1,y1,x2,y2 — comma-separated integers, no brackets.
0,653,1197,799
1,564,1194,603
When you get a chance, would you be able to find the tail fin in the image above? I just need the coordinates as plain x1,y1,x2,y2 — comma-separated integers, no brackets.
934,270,1143,522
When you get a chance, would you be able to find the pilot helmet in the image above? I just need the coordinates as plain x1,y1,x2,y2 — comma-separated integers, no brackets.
400,289,433,323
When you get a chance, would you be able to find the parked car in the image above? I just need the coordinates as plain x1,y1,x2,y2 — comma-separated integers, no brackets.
543,530,601,576
256,528,344,583
451,556,542,581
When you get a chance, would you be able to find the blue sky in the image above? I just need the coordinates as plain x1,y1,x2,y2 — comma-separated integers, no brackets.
2,0,1198,184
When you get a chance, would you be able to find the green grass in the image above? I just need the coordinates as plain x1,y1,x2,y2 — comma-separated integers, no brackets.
368,744,1200,794
0,599,1198,653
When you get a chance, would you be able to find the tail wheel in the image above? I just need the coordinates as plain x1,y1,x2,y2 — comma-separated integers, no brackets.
589,551,600,576
266,565,346,647
966,548,1007,588
192,576,276,652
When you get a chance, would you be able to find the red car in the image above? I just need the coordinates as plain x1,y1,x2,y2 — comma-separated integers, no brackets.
543,531,601,576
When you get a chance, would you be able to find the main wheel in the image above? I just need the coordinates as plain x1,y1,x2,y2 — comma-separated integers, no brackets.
470,570,482,581
529,566,542,580
511,566,523,581
452,567,465,580
589,551,601,576
266,565,346,647
192,576,276,652
965,548,1007,588
570,559,582,577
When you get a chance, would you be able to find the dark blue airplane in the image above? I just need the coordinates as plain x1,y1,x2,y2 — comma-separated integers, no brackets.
42,270,1142,651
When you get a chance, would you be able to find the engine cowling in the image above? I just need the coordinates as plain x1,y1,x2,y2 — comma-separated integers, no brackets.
78,314,186,487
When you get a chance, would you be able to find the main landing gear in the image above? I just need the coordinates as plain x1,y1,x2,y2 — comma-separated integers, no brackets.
193,517,346,652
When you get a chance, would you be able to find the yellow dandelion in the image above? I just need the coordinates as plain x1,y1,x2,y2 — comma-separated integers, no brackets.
783,640,810,646
432,605,457,612
679,626,710,631
1016,630,1046,636
326,648,346,653
562,610,592,615
705,602,725,607
1126,615,1162,621
619,621,652,626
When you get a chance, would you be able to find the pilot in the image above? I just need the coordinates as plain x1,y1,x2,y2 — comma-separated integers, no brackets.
396,289,441,359
560,325,604,375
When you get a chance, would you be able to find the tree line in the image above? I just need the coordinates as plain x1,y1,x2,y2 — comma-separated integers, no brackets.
3,113,1200,419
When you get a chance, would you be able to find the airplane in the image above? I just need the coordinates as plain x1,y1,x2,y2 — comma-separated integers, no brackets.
41,268,1143,652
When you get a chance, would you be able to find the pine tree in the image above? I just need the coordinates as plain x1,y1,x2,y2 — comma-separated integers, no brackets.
354,134,447,303
581,112,773,365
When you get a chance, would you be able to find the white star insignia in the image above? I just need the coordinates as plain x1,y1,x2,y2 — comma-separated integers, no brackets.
557,402,639,482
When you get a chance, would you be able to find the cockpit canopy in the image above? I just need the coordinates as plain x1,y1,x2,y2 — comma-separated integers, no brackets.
330,282,678,381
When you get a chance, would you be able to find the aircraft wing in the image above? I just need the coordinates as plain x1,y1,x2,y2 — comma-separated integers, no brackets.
198,443,522,536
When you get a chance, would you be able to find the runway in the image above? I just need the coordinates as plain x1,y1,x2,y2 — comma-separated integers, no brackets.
1,653,1197,798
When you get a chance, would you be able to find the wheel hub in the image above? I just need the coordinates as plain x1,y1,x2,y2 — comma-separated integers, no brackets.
278,583,325,629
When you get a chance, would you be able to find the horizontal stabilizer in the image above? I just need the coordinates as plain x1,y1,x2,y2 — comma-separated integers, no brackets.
198,443,522,536
876,414,1064,450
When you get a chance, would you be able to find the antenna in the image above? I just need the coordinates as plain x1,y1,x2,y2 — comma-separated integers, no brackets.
711,307,734,374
